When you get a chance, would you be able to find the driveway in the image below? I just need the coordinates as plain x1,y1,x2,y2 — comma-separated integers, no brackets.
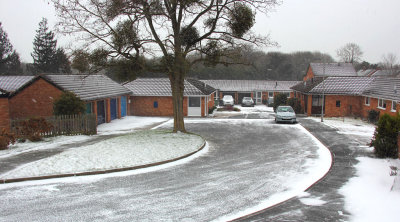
0,113,329,221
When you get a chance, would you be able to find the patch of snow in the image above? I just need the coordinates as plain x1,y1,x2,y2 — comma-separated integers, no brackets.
212,105,273,118
0,130,205,179
340,157,400,222
97,116,170,135
299,197,326,206
0,142,210,190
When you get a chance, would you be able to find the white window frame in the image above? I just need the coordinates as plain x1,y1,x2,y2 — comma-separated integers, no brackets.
365,97,370,106
391,100,397,112
283,92,290,98
378,99,387,110
268,92,274,98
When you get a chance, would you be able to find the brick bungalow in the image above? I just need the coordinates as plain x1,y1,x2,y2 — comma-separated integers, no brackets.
0,74,131,131
200,80,300,105
292,76,399,118
361,78,400,118
43,75,132,124
123,78,215,117
0,76,64,130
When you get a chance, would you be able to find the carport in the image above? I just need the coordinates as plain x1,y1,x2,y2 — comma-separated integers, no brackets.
238,92,252,104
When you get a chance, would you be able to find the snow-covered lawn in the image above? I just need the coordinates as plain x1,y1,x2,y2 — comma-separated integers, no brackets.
0,130,204,179
0,116,169,158
310,117,400,222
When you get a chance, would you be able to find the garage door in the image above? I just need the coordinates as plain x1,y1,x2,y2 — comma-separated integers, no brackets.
238,93,251,104
97,100,105,125
188,97,201,116
121,96,127,117
110,98,117,120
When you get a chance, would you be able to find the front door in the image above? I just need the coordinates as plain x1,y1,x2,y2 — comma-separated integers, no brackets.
121,96,127,117
255,91,262,104
110,98,117,120
97,100,105,124
188,97,201,116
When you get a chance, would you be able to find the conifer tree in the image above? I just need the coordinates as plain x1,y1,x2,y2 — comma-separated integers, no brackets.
0,22,22,75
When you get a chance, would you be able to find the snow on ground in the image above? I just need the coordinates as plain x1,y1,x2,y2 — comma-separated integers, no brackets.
211,105,273,118
314,117,400,222
97,116,169,135
340,158,400,222
0,130,204,179
0,116,170,158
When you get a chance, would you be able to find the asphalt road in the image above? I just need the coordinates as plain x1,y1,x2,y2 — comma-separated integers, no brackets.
0,113,327,221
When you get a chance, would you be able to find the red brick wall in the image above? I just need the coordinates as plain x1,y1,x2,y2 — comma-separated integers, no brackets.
303,66,314,81
130,96,188,116
207,93,215,110
9,78,63,119
361,97,399,118
398,132,400,159
324,95,362,117
0,98,10,130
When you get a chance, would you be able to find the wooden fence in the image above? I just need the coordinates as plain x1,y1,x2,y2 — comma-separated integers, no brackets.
11,114,97,137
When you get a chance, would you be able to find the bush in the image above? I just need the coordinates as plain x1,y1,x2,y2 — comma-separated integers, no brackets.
16,117,53,142
367,110,380,123
273,93,288,112
208,106,216,114
370,114,400,158
53,91,85,115
287,98,303,114
0,129,16,150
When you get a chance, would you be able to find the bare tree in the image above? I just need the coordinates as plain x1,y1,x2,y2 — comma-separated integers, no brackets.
336,43,363,63
381,53,398,74
51,0,279,132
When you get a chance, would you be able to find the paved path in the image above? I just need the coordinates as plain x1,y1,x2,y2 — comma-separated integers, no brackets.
235,118,372,222
0,118,326,221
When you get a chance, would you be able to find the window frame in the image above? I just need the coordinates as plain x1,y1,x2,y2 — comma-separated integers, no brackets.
391,100,397,112
378,99,387,109
365,97,370,106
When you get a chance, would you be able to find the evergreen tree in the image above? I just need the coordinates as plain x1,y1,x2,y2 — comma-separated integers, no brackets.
0,22,22,75
32,18,70,74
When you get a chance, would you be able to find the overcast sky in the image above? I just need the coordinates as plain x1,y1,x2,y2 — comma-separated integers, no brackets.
0,0,399,64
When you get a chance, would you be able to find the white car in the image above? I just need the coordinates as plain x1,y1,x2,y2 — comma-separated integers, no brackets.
275,106,296,124
222,95,234,106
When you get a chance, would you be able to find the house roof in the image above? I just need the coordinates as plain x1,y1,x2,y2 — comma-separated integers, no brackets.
362,77,400,101
370,69,400,77
357,69,377,77
123,78,215,96
44,74,131,101
310,63,357,77
310,77,375,95
291,77,324,93
200,80,300,92
0,76,36,94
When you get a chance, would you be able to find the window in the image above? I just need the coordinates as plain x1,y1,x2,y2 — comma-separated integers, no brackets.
378,99,386,109
282,92,290,98
336,100,341,107
365,97,370,106
154,101,158,108
268,92,274,98
312,95,323,106
189,97,201,107
392,101,397,112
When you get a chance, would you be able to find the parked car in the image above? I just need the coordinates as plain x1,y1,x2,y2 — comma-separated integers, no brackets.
241,97,254,107
275,106,296,123
222,95,234,106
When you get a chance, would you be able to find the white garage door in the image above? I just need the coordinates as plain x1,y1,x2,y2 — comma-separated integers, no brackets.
188,97,201,116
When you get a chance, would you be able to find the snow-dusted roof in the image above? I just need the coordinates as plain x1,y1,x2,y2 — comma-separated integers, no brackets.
363,77,400,101
200,80,300,92
310,77,375,95
0,76,36,93
310,63,357,77
357,69,377,77
123,78,215,96
44,74,131,101
291,77,324,93
370,70,400,77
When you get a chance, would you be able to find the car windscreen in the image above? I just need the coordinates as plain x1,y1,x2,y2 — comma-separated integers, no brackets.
277,107,294,112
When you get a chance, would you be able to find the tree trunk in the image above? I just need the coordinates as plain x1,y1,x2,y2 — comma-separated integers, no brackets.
169,53,187,133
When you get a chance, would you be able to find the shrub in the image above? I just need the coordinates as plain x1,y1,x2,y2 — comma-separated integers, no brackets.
16,117,53,142
233,107,241,112
53,91,85,115
208,106,216,114
287,98,303,113
367,110,380,123
370,114,400,158
0,129,16,150
273,93,288,112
